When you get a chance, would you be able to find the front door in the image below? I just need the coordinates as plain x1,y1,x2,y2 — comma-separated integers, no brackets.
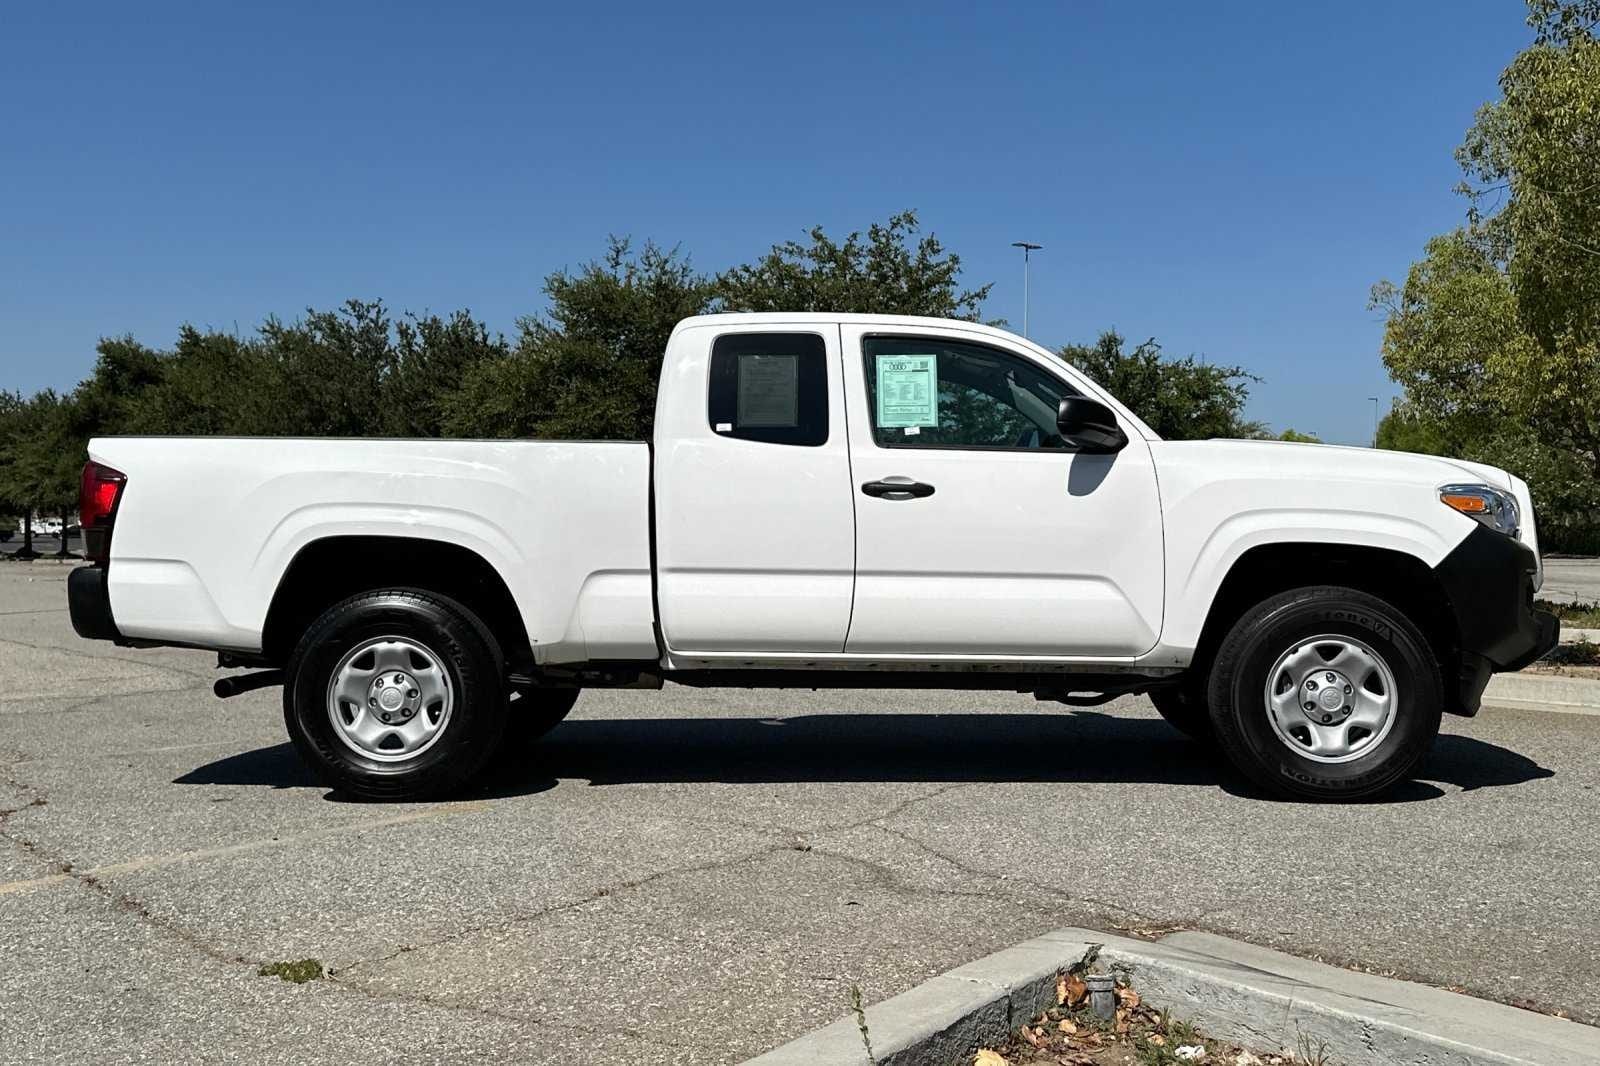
840,323,1164,658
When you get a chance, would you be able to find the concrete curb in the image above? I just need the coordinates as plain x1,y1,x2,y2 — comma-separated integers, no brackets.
742,928,1600,1066
1483,671,1600,714
1559,626,1600,644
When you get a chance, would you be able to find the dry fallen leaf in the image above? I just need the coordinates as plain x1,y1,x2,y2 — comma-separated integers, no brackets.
1020,1026,1042,1048
1059,972,1088,1007
974,1050,1009,1066
1149,1034,1167,1046
1116,985,1141,1009
1058,1019,1078,1035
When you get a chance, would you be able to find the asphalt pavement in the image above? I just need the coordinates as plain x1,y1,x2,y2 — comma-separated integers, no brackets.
3,562,1599,1065
1541,556,1600,605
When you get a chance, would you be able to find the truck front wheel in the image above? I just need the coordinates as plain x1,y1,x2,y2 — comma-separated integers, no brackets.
1207,585,1441,801
283,590,508,801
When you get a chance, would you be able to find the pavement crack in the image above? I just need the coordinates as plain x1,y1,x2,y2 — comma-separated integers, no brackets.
850,821,1161,929
0,758,252,969
335,840,793,977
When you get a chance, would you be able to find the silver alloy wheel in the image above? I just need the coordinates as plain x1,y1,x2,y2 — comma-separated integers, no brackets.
1263,634,1397,763
326,636,454,763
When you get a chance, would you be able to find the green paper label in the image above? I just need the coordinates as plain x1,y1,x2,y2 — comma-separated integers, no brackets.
876,354,938,428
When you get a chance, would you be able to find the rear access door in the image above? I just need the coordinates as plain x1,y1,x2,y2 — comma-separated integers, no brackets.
653,320,857,655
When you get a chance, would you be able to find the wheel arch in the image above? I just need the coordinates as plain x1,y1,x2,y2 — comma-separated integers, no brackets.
1188,542,1464,712
261,535,532,667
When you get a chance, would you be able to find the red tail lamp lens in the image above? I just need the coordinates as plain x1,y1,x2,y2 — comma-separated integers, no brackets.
79,462,126,562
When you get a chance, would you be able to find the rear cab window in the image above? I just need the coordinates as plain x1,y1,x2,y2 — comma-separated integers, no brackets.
707,332,829,446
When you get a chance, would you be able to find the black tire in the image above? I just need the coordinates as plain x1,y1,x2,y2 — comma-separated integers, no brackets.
505,688,581,744
283,589,508,801
1207,585,1442,801
1149,685,1214,742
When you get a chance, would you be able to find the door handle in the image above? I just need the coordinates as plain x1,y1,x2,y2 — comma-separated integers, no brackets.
861,477,935,499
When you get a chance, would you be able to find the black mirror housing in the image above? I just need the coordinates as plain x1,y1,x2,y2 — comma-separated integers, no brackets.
1056,397,1129,454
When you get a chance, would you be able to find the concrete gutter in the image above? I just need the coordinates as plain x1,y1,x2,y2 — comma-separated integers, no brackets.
742,928,1600,1066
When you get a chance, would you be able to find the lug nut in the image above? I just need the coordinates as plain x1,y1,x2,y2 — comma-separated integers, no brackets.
1325,672,1337,683
1304,701,1316,711
1305,679,1317,690
368,697,377,707
1344,685,1352,694
408,689,418,699
380,713,391,722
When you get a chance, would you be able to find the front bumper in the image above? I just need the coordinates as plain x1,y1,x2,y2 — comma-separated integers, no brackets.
68,566,121,642
1433,524,1559,715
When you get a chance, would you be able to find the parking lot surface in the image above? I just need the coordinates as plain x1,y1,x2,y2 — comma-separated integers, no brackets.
3,562,1599,1064
1541,555,1600,605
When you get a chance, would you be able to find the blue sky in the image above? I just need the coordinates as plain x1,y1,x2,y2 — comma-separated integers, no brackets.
2,1,1525,443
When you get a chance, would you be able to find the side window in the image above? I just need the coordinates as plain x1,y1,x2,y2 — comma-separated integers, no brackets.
862,336,1077,449
708,332,829,446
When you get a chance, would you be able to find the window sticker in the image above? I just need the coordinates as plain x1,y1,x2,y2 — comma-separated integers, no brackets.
736,353,800,427
876,354,938,428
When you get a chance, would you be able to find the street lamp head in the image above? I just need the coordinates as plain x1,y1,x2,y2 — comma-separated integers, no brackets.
1011,241,1043,251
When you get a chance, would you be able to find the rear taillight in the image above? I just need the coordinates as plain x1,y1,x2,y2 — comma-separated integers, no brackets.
79,462,126,565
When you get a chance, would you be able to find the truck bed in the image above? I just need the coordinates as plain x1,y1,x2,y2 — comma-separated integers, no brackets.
90,437,657,663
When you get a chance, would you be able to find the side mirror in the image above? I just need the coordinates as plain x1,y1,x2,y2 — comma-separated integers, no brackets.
1056,397,1128,454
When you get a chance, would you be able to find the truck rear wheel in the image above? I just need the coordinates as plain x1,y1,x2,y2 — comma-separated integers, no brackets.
1207,585,1441,801
283,589,508,801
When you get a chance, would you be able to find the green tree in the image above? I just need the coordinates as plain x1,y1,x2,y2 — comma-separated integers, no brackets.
1375,1,1600,544
1276,428,1321,444
261,300,395,438
384,311,510,438
717,210,990,319
125,327,280,436
1059,331,1266,440
0,391,84,558
0,391,26,551
445,238,717,440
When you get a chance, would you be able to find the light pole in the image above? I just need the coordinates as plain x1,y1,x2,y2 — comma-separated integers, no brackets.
1368,396,1380,448
1011,241,1042,338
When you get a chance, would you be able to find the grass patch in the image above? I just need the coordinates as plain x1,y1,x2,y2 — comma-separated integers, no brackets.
257,958,324,984
1544,638,1600,666
1537,599,1600,628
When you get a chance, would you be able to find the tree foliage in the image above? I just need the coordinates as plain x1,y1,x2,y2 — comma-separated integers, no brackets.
445,239,716,440
1375,0,1600,545
1060,331,1265,440
717,210,990,320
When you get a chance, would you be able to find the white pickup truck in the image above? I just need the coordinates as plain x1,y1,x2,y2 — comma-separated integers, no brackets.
69,313,1556,801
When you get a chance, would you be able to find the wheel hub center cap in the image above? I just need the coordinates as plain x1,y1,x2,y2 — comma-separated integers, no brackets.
1302,670,1353,725
371,672,417,721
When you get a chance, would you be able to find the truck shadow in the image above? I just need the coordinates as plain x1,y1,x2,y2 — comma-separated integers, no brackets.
175,711,1552,804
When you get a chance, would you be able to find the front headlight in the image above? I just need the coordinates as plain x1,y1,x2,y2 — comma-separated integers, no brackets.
1440,483,1521,539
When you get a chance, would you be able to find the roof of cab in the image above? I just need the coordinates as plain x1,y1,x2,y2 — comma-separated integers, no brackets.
672,312,1026,345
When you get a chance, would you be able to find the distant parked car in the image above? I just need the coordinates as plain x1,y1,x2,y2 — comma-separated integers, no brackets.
31,517,62,536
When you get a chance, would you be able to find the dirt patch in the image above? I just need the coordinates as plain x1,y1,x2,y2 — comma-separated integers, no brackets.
965,971,1334,1066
